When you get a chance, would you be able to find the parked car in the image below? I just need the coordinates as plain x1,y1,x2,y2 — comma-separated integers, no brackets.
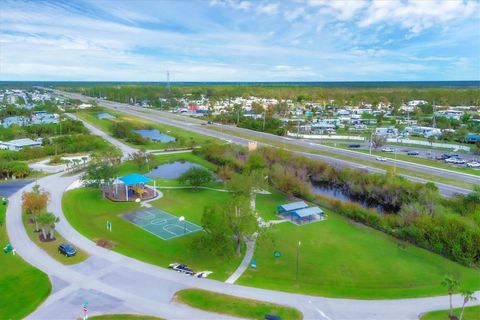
348,143,361,148
381,147,393,152
58,243,77,257
407,151,419,156
467,161,480,168
452,158,466,165
445,157,460,163
169,263,194,275
376,156,387,162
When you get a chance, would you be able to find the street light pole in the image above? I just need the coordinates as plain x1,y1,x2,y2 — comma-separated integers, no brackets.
296,241,301,281
369,131,373,155
179,216,186,234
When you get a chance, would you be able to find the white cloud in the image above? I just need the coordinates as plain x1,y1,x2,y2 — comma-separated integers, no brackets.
359,0,479,35
257,3,279,15
309,0,368,20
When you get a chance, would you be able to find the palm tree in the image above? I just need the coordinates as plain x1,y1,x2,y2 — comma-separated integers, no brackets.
441,276,460,318
459,289,477,320
37,212,60,241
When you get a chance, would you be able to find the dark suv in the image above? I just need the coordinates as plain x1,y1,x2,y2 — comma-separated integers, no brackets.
58,243,77,257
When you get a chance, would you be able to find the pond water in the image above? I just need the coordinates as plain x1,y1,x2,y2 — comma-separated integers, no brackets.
134,129,176,143
146,161,205,179
311,183,389,213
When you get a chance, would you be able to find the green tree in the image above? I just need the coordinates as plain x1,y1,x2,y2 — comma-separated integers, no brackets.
82,163,118,197
129,149,154,171
178,167,213,190
441,276,459,318
37,212,59,241
202,195,259,256
459,289,476,320
372,135,386,149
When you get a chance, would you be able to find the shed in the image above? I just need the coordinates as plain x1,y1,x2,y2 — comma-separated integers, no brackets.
277,201,308,214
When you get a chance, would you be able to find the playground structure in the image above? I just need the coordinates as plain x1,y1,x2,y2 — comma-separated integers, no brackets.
104,173,157,202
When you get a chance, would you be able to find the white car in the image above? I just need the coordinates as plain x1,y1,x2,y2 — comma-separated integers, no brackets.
382,147,393,152
376,156,387,162
445,157,459,163
452,158,466,165
466,161,480,168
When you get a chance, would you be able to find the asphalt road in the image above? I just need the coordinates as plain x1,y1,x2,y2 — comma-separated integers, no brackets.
53,89,478,196
6,173,479,320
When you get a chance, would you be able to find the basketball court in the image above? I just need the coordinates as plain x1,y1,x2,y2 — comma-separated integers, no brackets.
123,208,202,240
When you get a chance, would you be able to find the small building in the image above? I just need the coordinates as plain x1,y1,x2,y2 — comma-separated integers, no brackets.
277,201,308,214
96,113,116,120
0,138,42,151
290,207,324,224
375,127,399,137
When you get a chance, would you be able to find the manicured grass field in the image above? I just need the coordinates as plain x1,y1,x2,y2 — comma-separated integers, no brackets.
89,315,163,320
237,210,480,299
22,212,89,265
175,289,303,320
63,187,244,280
421,305,480,320
0,201,51,319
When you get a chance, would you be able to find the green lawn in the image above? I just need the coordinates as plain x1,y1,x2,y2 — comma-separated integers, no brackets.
22,212,89,265
421,305,480,320
89,315,163,320
237,210,480,299
63,187,244,280
0,201,51,319
175,288,303,320
76,109,216,150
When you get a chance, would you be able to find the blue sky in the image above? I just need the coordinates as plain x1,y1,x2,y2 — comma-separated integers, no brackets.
0,0,479,81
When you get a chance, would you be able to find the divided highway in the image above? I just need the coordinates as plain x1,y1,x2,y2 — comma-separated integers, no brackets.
53,89,479,196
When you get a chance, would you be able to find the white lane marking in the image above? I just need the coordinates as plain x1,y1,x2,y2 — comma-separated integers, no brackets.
316,308,332,320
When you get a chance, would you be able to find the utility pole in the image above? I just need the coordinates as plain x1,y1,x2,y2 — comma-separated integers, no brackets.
432,100,436,128
262,111,266,131
369,131,374,155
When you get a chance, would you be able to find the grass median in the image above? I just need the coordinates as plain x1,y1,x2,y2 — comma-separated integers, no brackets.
175,288,303,320
0,200,51,319
22,211,89,265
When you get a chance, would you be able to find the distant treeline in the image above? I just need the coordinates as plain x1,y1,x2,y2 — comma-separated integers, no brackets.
58,84,480,107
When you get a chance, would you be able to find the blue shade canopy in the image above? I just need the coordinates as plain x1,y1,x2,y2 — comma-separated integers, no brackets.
119,173,152,186
277,201,309,212
292,206,323,218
